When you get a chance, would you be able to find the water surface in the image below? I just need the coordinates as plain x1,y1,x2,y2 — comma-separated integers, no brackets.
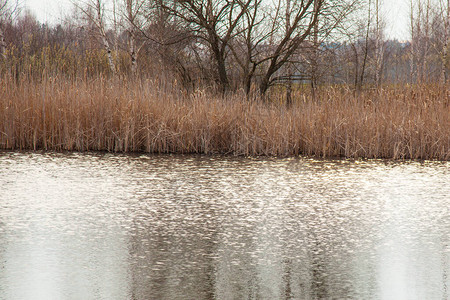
0,152,449,299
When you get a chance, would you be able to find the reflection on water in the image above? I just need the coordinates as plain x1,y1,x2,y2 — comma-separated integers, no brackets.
0,152,448,300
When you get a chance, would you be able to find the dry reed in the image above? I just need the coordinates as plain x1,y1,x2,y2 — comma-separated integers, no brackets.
0,74,448,160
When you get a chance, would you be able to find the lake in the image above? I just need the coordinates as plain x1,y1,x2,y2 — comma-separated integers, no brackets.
0,152,448,299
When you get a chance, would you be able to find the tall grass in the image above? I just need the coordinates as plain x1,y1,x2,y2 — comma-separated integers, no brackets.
0,74,448,159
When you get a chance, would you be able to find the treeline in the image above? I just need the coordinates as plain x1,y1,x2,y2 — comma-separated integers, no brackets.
0,0,448,95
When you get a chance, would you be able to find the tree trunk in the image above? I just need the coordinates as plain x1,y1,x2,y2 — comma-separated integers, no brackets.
244,73,252,96
442,0,449,84
0,25,6,59
310,0,319,98
126,0,138,76
259,65,274,95
217,57,229,92
129,30,137,75
211,41,229,92
410,0,415,83
286,76,293,107
351,43,360,93
286,0,293,107
360,0,371,89
422,0,430,82
100,31,116,75
375,0,383,88
96,0,116,75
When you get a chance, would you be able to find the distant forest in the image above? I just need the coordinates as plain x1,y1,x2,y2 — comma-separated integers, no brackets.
1,0,449,94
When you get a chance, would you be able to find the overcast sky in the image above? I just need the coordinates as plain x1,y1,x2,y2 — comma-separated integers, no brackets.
24,0,411,40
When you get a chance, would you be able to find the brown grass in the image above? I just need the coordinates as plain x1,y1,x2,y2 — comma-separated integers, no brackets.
0,74,448,159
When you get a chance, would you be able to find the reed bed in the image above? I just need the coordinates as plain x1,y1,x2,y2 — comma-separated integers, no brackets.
0,75,448,159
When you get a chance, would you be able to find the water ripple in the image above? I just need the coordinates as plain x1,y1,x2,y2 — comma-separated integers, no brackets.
0,152,448,299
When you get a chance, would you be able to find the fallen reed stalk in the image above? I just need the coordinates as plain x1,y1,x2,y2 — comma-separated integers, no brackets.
0,75,448,160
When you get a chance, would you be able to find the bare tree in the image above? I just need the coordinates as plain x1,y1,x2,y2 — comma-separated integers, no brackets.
286,0,293,105
76,0,117,74
227,0,324,95
261,0,357,95
158,0,357,95
0,0,8,59
359,0,374,89
439,0,449,83
333,0,368,91
409,0,447,83
123,0,148,75
410,0,415,82
0,0,19,59
310,0,320,97
257,0,323,95
422,0,431,82
374,0,385,87
159,0,253,92
226,0,265,95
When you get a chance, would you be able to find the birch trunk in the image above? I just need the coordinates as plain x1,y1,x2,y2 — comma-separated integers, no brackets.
422,0,430,82
129,32,137,75
375,0,383,88
410,0,415,83
96,0,116,75
101,32,116,75
126,0,137,76
442,0,449,84
0,25,6,59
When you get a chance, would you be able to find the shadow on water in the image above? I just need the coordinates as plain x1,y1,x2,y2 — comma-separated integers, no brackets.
0,152,449,299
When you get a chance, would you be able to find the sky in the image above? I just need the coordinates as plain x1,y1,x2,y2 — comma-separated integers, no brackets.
24,0,411,40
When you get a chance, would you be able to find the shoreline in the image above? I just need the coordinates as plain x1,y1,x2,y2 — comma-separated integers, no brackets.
2,149,450,163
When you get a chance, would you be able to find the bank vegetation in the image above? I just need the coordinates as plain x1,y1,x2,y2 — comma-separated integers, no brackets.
1,75,448,159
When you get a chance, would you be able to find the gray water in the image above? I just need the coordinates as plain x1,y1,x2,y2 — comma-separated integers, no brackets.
0,152,448,300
